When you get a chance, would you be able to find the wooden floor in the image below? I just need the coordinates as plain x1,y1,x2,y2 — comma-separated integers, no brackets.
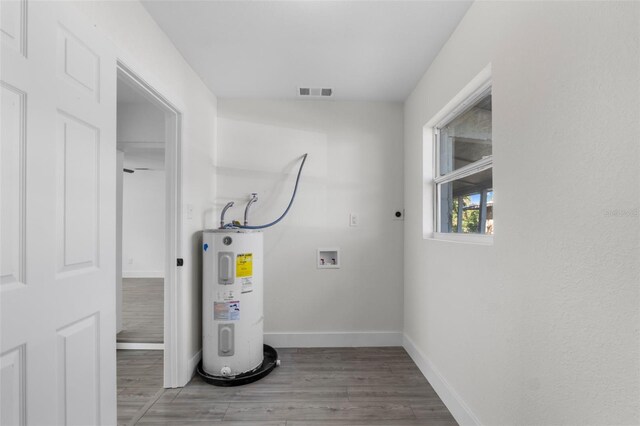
118,350,165,425
118,278,164,344
117,347,457,425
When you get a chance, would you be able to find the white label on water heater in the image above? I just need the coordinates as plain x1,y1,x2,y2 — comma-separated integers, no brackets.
241,277,253,294
217,290,236,301
214,301,240,321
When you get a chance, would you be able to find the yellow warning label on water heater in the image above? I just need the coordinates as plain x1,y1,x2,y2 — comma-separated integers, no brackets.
236,253,253,278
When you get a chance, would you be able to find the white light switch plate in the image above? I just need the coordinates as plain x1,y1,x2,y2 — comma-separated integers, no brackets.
349,213,359,227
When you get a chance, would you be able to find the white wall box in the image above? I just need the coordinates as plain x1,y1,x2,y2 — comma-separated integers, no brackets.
317,248,340,269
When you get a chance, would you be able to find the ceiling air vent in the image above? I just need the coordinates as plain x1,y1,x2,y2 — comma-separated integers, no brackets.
298,87,333,98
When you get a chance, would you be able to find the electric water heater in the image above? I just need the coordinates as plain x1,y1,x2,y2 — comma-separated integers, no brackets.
202,229,264,377
198,153,307,386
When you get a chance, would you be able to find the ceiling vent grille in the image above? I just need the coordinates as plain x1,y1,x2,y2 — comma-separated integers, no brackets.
298,87,333,98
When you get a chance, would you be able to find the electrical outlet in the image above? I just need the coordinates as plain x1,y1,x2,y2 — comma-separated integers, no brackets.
349,213,359,227
186,204,194,220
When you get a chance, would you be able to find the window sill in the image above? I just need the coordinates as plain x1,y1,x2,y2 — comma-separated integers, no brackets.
424,232,493,245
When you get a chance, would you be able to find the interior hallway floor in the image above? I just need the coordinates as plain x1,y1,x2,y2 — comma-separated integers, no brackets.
118,278,164,343
117,347,457,425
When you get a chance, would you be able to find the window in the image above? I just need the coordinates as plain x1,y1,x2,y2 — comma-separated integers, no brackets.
434,87,493,236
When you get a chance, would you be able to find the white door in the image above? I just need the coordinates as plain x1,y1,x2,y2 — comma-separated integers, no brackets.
1,1,117,424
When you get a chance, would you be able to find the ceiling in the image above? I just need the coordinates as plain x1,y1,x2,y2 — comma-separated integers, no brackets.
141,1,472,101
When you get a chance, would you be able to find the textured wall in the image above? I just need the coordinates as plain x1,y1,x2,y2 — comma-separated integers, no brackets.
403,1,640,424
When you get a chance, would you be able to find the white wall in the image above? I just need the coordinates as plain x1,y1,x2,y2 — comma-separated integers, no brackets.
403,1,640,425
117,102,165,144
217,100,404,345
71,1,218,385
122,169,165,277
117,101,166,278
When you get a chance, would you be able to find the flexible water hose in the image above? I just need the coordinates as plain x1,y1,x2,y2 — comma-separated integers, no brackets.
224,153,308,230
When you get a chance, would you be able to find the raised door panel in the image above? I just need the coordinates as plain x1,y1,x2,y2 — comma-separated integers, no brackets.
56,112,100,275
57,25,100,102
0,82,26,289
0,0,26,56
0,345,26,426
57,315,100,426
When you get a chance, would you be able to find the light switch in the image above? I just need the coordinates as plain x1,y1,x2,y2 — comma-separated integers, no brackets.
349,213,359,227
186,204,194,220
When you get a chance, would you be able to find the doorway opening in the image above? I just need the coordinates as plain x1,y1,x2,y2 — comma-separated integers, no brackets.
115,62,181,397
117,78,166,348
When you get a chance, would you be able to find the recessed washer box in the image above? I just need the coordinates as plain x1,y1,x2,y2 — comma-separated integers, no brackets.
317,248,340,269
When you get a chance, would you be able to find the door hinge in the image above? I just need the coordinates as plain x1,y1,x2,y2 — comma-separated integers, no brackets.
177,258,184,267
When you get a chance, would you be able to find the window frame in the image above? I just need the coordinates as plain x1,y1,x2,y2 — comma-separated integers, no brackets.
426,73,494,244
433,155,493,233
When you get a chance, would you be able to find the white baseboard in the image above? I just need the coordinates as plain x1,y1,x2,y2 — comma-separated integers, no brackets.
264,332,402,348
123,271,164,278
403,334,481,426
116,342,164,350
187,349,202,379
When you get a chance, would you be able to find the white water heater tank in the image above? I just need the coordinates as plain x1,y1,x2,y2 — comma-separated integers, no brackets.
202,229,264,377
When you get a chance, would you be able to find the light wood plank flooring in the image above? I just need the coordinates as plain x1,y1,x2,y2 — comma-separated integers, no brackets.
118,278,164,343
118,350,165,425
117,347,457,425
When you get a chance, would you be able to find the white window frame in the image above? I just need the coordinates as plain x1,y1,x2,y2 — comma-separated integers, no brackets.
423,64,493,244
434,155,493,232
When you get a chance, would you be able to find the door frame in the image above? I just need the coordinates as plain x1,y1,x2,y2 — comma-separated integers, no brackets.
115,61,182,388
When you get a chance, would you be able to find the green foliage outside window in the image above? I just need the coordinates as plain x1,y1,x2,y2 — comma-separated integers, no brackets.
451,196,480,233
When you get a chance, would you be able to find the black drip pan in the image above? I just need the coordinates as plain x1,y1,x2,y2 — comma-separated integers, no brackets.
196,344,279,387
